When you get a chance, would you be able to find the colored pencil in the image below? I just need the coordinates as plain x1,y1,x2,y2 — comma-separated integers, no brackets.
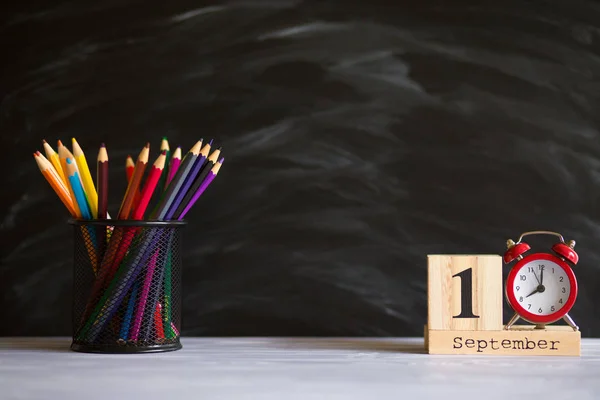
33,153,76,216
132,151,167,220
97,144,109,219
96,144,109,263
166,147,181,187
119,281,139,340
154,303,165,339
157,137,170,192
72,138,98,218
58,140,82,185
42,140,68,188
118,144,150,220
125,155,135,182
66,158,93,220
140,244,168,341
164,141,213,220
129,250,159,341
150,140,202,220
173,147,221,219
66,158,98,269
179,158,224,219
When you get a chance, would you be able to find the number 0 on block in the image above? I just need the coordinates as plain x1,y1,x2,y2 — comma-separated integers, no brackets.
428,255,502,331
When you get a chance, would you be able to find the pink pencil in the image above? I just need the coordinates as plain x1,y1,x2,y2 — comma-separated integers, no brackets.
166,146,182,188
129,251,159,341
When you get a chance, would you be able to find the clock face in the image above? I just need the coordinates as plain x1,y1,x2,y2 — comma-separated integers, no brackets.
506,253,577,324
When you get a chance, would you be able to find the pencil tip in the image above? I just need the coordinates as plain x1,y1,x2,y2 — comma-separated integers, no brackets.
209,139,214,146
161,150,167,155
42,139,47,144
101,143,106,147
33,152,37,157
57,140,63,146
219,157,224,163
162,136,168,141
145,142,150,148
217,147,222,151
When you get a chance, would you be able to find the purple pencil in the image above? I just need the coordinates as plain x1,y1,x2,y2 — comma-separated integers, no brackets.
129,250,159,341
179,158,223,219
164,142,214,219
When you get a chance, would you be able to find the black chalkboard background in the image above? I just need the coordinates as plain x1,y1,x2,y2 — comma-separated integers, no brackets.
1,0,600,337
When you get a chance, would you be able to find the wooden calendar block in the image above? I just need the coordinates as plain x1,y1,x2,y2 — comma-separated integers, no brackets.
425,325,581,356
428,255,502,331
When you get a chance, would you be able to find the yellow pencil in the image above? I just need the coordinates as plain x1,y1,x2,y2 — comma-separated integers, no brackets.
72,138,99,218
42,140,68,188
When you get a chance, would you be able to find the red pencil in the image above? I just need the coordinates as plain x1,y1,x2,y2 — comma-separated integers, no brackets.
154,303,165,339
125,155,134,182
132,151,167,220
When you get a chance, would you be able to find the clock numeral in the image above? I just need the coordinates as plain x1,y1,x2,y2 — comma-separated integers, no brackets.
516,286,520,291
520,275,526,281
551,306,555,312
519,296,523,302
451,268,480,319
538,307,543,313
559,298,563,304
528,304,531,309
552,267,555,273
528,267,534,273
539,265,545,271
559,276,563,282
562,287,566,293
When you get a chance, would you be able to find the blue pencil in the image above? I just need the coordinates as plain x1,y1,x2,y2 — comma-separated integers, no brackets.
120,282,139,340
66,158,98,269
66,158,93,219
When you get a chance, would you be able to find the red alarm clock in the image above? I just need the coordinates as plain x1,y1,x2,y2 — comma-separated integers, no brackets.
503,231,579,331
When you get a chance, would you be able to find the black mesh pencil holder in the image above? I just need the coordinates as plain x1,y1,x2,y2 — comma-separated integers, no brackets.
69,219,186,353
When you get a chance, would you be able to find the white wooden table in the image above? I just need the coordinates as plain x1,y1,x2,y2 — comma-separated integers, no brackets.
1,337,599,399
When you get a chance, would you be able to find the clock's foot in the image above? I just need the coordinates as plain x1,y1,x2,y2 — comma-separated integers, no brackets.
534,324,546,330
563,313,579,331
505,313,520,330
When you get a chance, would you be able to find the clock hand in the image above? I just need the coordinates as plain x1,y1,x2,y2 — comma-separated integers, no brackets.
525,287,540,298
532,270,541,285
540,268,544,285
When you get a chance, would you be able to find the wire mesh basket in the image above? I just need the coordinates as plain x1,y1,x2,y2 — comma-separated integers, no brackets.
69,219,185,353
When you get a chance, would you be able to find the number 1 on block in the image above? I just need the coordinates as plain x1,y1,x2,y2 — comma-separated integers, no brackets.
428,255,502,331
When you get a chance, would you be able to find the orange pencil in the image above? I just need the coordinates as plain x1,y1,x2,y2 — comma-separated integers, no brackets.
118,144,149,220
33,152,76,216
126,155,142,210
